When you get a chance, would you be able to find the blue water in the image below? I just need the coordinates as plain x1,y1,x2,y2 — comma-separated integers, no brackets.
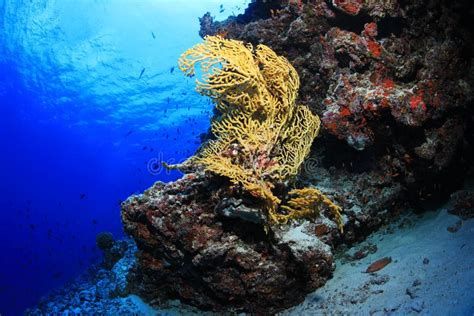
0,1,249,314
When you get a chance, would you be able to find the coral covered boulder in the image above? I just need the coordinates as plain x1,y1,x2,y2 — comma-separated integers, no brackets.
121,174,335,313
121,34,345,314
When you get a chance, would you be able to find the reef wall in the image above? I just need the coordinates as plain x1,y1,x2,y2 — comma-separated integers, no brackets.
199,0,474,240
121,0,473,313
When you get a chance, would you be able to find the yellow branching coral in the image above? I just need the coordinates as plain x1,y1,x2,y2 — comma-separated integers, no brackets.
175,35,343,232
279,188,344,232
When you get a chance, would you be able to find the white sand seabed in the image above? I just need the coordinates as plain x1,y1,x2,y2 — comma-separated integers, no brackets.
283,207,474,316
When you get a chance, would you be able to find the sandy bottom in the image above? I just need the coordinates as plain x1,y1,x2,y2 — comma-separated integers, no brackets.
283,207,474,315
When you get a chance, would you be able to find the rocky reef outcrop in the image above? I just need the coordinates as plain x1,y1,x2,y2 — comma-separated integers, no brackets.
121,0,473,313
25,239,139,315
121,174,337,313
199,0,473,231
201,0,473,201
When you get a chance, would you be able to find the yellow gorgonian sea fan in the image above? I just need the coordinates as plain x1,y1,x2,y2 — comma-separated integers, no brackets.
175,35,343,231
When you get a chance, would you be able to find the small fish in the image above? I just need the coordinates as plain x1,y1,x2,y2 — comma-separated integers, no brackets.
366,257,392,273
142,146,148,151
170,66,175,73
139,68,146,79
125,130,133,137
167,97,170,104
151,31,156,39
92,219,98,225
80,193,86,200
219,4,225,13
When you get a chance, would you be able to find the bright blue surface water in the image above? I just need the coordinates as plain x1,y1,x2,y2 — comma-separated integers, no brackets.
0,1,249,314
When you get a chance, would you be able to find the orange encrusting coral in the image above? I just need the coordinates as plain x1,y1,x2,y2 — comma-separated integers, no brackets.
410,91,426,111
367,40,382,57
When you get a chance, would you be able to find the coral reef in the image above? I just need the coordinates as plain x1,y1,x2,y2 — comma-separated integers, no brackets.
175,35,342,227
120,36,355,313
25,240,139,315
96,232,129,270
120,0,473,313
121,176,335,313
199,0,473,232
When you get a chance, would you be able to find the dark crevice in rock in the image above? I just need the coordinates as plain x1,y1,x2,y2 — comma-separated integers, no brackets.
334,52,351,68
318,135,378,173
327,4,372,34
376,16,404,39
219,216,269,244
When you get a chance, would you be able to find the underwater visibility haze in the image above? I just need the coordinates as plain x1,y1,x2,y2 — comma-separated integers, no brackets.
1,0,474,315
0,0,249,314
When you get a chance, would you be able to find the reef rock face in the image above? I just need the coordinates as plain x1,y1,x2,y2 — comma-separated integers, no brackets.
121,0,473,313
195,0,474,250
121,174,335,314
200,0,474,206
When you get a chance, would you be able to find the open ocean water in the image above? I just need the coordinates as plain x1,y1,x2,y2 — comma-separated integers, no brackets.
0,1,249,314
